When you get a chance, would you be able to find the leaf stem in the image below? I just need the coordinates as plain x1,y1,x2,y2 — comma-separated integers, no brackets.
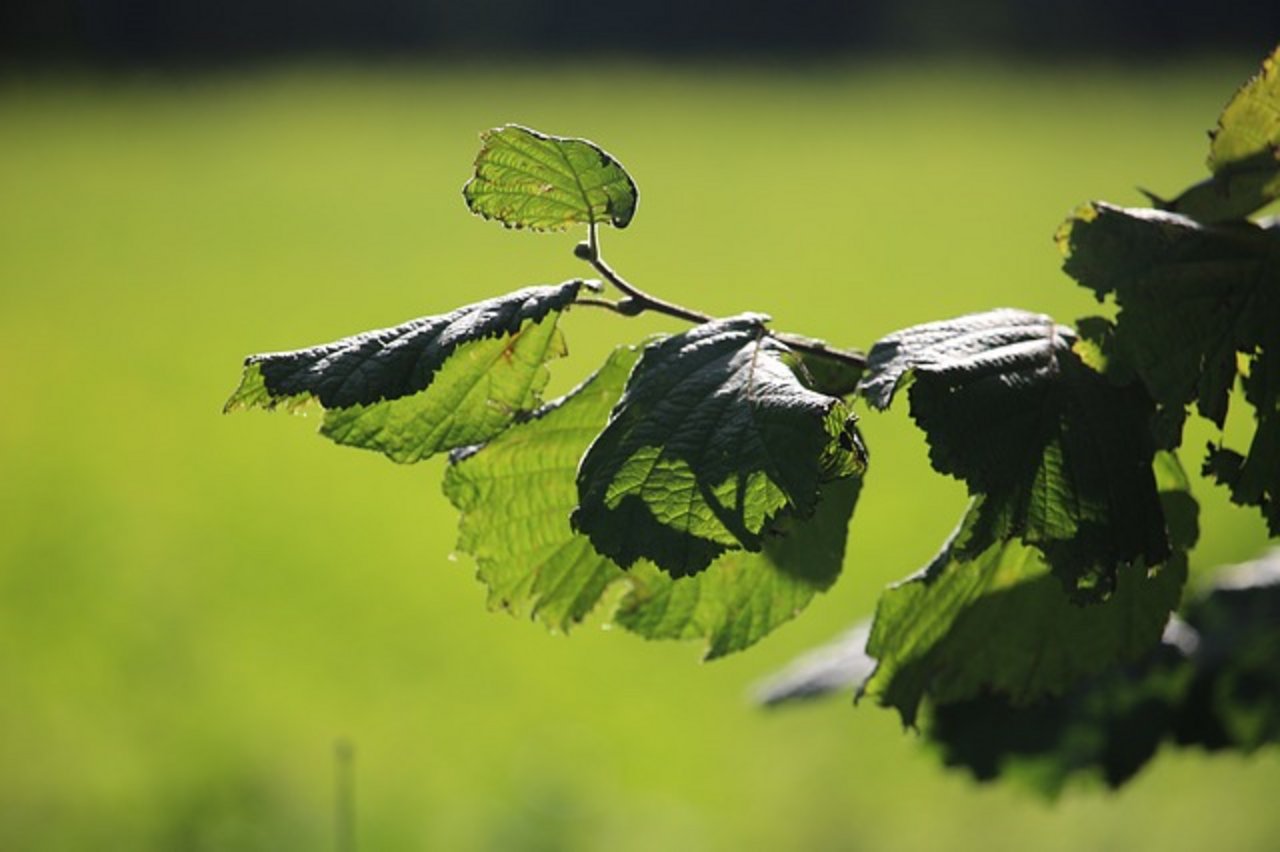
577,224,867,370
584,224,713,325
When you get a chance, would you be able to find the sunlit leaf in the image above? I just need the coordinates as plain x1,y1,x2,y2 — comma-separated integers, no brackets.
444,346,639,629
860,452,1193,726
1162,45,1280,222
443,345,863,656
226,281,581,462
463,125,638,231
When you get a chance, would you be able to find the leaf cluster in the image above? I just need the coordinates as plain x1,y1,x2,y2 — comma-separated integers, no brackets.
228,50,1280,792
1059,47,1280,533
760,43,1280,791
759,548,1280,796
229,125,867,658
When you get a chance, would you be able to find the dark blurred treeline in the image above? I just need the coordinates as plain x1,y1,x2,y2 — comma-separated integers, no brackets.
3,0,1279,66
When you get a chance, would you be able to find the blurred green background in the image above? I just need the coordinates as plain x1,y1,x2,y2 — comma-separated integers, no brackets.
2,57,1278,850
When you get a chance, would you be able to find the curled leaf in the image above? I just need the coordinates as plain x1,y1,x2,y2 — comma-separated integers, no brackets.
226,282,581,462
573,315,865,578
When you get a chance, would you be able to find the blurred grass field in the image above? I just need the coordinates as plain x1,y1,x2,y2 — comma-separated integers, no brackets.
1,59,1278,851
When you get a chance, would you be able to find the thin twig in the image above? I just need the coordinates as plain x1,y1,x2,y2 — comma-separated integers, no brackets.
583,222,712,324
576,226,867,370
588,255,713,324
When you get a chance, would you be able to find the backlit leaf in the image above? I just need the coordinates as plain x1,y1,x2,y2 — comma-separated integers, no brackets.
444,346,639,630
1162,45,1280,222
225,281,581,462
860,452,1193,726
463,125,638,231
443,346,863,656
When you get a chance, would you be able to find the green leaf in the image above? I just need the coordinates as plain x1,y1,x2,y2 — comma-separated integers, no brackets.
573,314,866,578
443,345,863,656
463,125,639,232
1059,202,1280,533
443,346,639,630
860,451,1193,726
1162,46,1280,223
924,640,1192,796
225,281,581,462
1204,343,1280,535
926,547,1280,796
1180,549,1280,750
615,476,861,660
862,308,1169,597
753,454,1202,714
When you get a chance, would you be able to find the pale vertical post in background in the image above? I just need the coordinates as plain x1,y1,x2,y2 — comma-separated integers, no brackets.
334,739,356,852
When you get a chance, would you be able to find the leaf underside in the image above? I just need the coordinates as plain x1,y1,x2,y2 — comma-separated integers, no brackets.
225,282,582,462
463,125,639,232
1060,203,1280,533
861,307,1170,597
1162,45,1280,223
573,314,866,578
861,451,1194,727
443,345,862,659
752,622,875,707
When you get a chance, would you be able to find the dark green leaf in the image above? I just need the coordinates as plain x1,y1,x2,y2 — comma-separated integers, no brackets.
226,282,581,462
861,308,1069,411
1162,46,1280,223
862,308,1169,596
574,314,865,578
443,345,863,656
463,125,638,231
1204,344,1280,534
925,641,1192,796
860,451,1192,726
926,547,1280,795
1179,549,1280,751
1060,202,1280,532
1058,203,1272,427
